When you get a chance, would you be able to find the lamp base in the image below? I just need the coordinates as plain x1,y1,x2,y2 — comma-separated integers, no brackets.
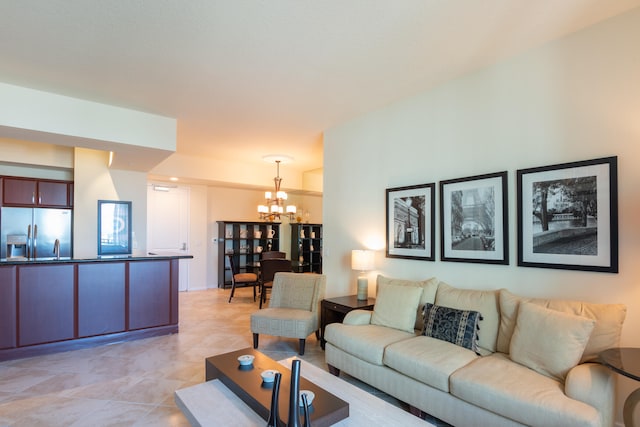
357,277,368,301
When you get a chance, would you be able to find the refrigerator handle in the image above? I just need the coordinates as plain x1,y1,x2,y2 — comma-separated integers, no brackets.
27,224,31,259
33,224,37,259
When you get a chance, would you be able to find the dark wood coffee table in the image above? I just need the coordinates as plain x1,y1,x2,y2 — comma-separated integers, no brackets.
205,348,349,426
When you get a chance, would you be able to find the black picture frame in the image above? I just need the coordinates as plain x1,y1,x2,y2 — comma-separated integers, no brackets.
440,171,509,264
517,156,618,273
386,183,435,261
98,200,132,256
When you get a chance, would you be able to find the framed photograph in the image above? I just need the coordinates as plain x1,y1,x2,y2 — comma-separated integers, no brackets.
517,156,618,273
386,183,435,261
98,200,132,256
440,172,508,264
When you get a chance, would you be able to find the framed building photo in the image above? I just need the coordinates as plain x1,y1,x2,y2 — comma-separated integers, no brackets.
517,156,618,273
386,183,435,261
440,172,508,264
98,200,132,256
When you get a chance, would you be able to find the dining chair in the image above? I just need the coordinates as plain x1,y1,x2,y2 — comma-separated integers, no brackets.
260,251,287,260
250,272,326,355
227,255,259,303
259,258,292,308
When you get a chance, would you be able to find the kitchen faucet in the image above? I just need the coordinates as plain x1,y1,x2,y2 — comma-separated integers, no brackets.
53,238,60,260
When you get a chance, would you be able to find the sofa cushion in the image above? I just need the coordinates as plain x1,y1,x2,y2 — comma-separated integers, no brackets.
434,282,499,354
497,289,626,362
371,282,424,333
510,302,594,382
422,303,481,353
376,275,439,330
383,335,478,393
324,323,414,365
450,353,601,427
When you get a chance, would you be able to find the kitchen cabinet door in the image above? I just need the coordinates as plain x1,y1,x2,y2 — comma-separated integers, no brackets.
18,264,75,346
37,180,69,207
0,266,16,349
78,263,126,337
2,178,37,206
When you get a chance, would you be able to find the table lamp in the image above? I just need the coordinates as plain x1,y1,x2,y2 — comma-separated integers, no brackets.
351,250,374,300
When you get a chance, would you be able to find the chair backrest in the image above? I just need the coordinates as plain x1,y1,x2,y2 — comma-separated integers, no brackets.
270,273,326,311
227,255,238,275
260,258,292,283
261,251,286,260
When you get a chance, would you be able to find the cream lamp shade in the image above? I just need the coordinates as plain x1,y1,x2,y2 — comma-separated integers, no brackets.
352,250,374,300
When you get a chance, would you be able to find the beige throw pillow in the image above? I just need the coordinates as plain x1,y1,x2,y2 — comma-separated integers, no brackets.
510,302,595,382
371,282,424,333
376,275,439,330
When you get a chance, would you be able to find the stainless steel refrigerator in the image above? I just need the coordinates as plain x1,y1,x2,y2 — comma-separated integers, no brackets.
1,207,72,259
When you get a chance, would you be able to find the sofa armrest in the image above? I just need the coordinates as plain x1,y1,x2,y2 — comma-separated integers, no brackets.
343,309,373,325
565,362,615,427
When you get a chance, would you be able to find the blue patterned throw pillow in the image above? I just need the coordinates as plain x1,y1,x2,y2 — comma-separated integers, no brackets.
422,303,482,354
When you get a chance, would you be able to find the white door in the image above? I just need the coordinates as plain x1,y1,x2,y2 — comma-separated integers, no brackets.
147,185,190,291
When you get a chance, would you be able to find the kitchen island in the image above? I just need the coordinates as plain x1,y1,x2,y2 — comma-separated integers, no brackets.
0,254,192,361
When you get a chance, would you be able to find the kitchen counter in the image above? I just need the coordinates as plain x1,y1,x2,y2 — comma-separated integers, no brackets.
0,254,191,361
0,253,193,264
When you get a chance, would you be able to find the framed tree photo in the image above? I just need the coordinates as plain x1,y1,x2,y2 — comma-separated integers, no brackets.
440,171,508,264
386,183,435,261
517,156,618,273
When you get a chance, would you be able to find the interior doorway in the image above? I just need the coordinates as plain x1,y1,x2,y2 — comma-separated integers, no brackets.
147,184,190,291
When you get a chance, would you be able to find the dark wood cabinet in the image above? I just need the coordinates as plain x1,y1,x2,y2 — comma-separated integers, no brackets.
217,221,280,288
0,266,16,349
2,177,72,208
77,263,126,337
320,295,375,349
0,256,184,361
290,223,322,273
129,260,171,330
18,264,75,346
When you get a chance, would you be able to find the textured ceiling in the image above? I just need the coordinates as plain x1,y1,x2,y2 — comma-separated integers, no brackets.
0,1,638,173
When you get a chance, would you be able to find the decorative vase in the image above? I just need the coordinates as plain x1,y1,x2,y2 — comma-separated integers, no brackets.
266,372,282,427
287,359,301,427
301,393,311,427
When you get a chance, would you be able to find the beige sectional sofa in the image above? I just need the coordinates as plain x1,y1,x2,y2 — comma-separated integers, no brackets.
324,275,626,427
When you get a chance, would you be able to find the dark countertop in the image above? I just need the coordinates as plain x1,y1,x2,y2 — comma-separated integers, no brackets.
0,253,193,265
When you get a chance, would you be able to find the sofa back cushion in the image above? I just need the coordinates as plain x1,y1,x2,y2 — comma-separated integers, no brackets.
510,302,595,382
497,289,626,362
376,275,439,330
371,281,424,333
435,282,500,354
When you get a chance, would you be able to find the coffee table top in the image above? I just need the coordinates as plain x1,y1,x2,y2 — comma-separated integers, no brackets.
177,357,431,426
205,348,348,426
598,347,640,382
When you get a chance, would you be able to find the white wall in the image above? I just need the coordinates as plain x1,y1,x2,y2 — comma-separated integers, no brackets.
74,148,148,258
323,8,640,424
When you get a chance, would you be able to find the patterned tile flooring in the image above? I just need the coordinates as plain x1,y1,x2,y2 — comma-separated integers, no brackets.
0,288,450,426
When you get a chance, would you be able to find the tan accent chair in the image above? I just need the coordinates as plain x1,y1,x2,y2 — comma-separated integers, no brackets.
227,255,259,303
250,272,326,355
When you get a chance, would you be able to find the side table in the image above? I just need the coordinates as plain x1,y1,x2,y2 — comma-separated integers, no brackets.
598,347,640,427
320,295,375,349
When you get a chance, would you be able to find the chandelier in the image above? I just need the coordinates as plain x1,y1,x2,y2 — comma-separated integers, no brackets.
258,158,297,221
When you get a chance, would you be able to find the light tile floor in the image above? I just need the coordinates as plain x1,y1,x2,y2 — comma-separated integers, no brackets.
0,288,449,426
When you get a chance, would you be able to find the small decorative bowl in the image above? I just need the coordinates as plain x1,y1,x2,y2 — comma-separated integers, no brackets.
261,369,279,383
299,390,315,406
237,354,255,366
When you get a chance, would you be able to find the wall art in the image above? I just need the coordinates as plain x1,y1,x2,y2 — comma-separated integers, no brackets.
440,171,508,264
517,156,618,273
386,183,435,261
98,200,132,256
